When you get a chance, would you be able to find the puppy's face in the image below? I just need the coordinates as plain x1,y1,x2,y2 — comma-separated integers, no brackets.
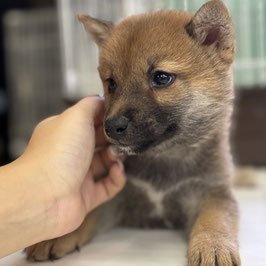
80,0,235,155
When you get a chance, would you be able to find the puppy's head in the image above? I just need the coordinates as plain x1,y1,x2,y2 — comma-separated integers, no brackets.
79,0,235,155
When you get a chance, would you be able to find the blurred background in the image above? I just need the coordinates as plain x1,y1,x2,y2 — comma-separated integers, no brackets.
0,0,265,166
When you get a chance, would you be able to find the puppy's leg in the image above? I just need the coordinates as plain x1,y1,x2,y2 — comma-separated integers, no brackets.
187,189,241,266
25,210,97,261
25,196,121,262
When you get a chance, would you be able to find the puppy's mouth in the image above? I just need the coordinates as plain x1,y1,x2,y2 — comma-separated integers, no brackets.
104,137,151,155
118,140,155,155
105,123,178,155
109,141,155,155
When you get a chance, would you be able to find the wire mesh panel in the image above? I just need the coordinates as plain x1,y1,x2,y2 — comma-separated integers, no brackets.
58,0,266,99
4,9,65,158
58,0,123,100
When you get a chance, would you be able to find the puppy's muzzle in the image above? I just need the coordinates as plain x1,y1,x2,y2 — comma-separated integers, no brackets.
104,116,129,141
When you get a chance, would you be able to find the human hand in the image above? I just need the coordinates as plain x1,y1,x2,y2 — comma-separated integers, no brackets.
19,96,126,239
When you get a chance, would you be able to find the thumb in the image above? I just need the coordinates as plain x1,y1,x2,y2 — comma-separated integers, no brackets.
81,161,126,212
75,96,104,123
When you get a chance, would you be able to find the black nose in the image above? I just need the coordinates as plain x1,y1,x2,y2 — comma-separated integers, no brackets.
105,116,129,140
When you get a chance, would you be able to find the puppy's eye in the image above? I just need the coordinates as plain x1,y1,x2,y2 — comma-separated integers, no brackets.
150,71,175,88
106,78,117,93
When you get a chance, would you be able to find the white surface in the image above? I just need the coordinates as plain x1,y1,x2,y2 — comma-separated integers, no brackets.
1,170,266,266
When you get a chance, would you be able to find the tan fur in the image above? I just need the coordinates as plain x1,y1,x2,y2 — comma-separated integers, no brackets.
96,9,234,113
188,190,240,265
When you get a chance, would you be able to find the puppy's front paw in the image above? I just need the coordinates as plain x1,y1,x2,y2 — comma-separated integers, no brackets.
25,236,81,262
187,233,241,266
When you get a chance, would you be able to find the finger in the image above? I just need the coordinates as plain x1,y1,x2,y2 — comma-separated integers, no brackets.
92,161,126,208
78,96,108,146
94,108,105,128
90,146,123,177
77,96,104,121
38,115,58,126
74,96,107,146
95,124,108,147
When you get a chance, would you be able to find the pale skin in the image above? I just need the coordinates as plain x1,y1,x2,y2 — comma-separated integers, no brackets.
0,96,126,258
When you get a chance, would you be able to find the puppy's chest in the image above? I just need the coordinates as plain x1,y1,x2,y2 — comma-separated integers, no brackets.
119,171,205,229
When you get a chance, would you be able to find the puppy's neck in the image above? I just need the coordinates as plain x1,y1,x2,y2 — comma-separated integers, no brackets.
126,130,232,180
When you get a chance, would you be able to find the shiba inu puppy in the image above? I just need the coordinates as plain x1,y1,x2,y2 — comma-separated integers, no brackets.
26,0,241,265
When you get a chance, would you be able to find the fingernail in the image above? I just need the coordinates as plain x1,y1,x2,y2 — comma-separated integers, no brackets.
116,159,124,171
110,145,119,156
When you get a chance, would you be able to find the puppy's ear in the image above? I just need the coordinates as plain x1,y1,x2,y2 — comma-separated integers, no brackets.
78,15,113,47
185,0,235,63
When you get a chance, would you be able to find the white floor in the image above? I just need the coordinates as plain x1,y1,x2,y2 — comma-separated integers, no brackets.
1,169,266,266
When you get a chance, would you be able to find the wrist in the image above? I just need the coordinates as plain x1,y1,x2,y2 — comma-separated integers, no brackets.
0,158,58,257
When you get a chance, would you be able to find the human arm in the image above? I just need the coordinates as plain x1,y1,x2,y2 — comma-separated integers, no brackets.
0,97,126,258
